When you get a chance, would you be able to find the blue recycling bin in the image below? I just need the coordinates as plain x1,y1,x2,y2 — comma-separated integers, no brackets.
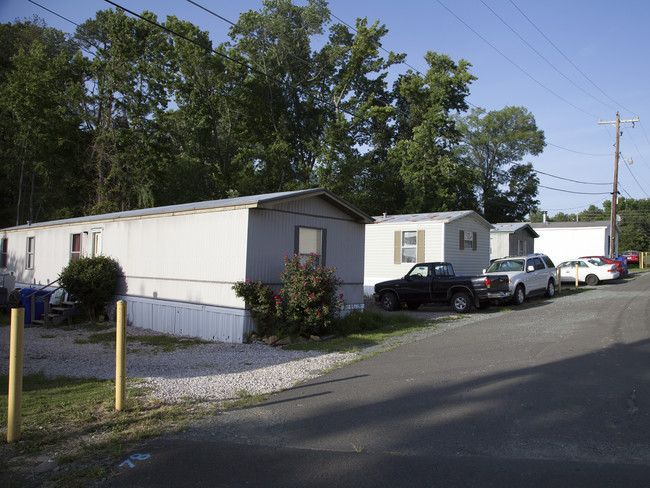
20,288,48,324
615,256,629,275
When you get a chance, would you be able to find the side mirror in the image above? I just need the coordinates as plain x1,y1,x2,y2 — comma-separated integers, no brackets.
482,269,487,274
527,265,535,272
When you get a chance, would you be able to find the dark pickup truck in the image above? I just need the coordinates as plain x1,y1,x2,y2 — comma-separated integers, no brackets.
373,262,510,313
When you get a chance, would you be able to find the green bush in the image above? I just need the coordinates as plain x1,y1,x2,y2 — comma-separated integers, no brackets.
233,254,345,338
232,280,278,337
59,256,119,321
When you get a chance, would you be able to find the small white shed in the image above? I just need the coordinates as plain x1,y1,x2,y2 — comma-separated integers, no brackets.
490,223,539,261
364,211,493,293
0,188,372,342
529,220,620,265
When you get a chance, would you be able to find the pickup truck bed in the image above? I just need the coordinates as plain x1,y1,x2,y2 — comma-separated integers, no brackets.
373,262,510,313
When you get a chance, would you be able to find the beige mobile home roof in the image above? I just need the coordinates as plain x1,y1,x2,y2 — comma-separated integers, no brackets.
2,188,373,231
372,210,493,228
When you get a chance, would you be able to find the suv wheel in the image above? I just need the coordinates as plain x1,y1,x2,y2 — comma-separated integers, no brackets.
545,280,556,298
512,285,525,306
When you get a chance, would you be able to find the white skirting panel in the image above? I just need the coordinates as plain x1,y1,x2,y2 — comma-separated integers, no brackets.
113,295,254,343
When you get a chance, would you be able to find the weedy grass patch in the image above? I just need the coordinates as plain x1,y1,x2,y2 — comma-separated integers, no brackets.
0,372,208,488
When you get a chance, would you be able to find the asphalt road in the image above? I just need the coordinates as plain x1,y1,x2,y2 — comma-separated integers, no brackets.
104,272,650,487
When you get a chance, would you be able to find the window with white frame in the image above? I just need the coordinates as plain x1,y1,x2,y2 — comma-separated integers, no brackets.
70,233,82,261
401,231,417,263
296,226,324,265
26,236,35,269
1,238,7,268
91,230,103,257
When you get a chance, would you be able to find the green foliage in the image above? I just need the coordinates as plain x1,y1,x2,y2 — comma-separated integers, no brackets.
277,254,344,337
59,256,119,320
233,254,345,338
456,106,545,221
232,279,279,337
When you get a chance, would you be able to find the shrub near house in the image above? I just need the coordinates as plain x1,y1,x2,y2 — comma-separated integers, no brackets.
233,254,344,338
59,256,119,320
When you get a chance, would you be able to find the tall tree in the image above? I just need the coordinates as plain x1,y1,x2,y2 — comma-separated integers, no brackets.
315,17,405,213
0,19,87,227
387,52,477,214
75,8,174,213
456,106,545,222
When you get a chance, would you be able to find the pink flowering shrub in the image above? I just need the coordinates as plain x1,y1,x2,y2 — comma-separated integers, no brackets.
277,254,344,337
233,254,345,338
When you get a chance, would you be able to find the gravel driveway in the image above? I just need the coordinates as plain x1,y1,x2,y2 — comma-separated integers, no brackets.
0,300,463,404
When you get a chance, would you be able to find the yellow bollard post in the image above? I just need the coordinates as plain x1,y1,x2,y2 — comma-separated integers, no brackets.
115,301,126,411
558,268,562,293
575,264,579,288
7,308,25,443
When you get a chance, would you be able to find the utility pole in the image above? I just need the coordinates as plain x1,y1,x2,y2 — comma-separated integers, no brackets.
598,112,639,258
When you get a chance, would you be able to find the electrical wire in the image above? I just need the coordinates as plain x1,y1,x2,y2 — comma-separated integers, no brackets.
27,0,79,27
480,0,617,113
539,185,611,195
436,0,599,119
534,169,610,186
509,0,637,118
545,142,610,157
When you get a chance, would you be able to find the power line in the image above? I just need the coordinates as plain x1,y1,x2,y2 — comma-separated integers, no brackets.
539,185,611,195
27,0,79,27
436,0,599,119
481,0,617,113
508,0,637,118
546,142,610,157
534,169,610,186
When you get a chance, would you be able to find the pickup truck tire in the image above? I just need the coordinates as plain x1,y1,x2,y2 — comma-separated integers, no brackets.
380,292,399,311
545,280,556,298
512,285,525,306
586,274,599,286
406,302,421,311
451,292,472,313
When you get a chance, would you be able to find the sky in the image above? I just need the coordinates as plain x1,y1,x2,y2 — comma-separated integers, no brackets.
2,0,649,217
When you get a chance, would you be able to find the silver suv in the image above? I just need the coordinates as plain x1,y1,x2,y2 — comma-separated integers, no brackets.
484,253,558,305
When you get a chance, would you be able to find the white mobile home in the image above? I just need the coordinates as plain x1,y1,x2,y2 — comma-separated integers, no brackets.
364,211,493,293
529,220,619,264
490,223,539,261
0,188,372,343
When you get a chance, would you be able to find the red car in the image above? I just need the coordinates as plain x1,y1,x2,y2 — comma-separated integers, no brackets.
579,255,627,275
622,251,639,265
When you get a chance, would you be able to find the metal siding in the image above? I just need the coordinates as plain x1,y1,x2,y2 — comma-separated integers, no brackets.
2,191,365,342
117,294,252,343
533,227,608,265
246,198,366,309
443,217,491,275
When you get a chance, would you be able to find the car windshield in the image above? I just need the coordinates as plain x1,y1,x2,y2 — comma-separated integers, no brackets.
487,259,525,272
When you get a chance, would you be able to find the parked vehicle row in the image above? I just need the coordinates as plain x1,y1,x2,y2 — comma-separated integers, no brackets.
373,262,510,313
622,250,640,265
579,255,628,276
375,250,631,314
557,258,619,285
483,253,557,305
